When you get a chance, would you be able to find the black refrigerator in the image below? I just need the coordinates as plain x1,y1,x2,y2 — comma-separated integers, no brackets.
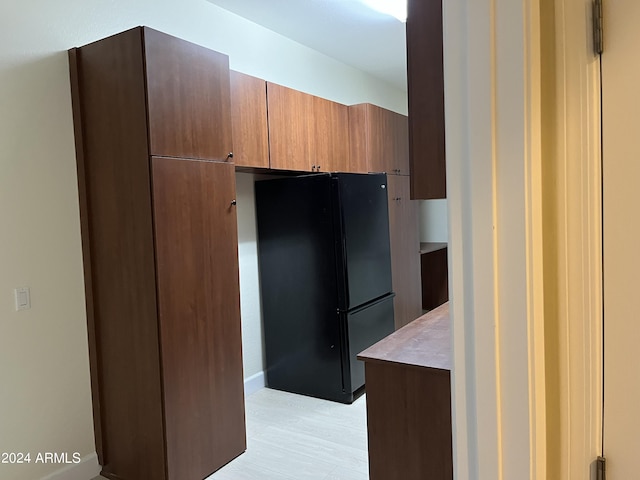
255,172,395,404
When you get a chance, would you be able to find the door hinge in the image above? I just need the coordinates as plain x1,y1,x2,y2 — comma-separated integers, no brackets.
593,0,603,55
596,456,606,480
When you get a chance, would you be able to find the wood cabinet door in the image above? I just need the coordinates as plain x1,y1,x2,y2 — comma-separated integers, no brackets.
348,104,373,173
407,0,446,198
374,107,410,175
144,28,233,162
266,82,313,171
387,175,422,329
230,71,269,168
151,157,246,479
349,104,409,175
364,104,388,173
313,95,350,172
388,111,410,176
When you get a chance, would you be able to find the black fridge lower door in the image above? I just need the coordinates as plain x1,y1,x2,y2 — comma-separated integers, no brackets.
263,293,395,405
341,293,395,399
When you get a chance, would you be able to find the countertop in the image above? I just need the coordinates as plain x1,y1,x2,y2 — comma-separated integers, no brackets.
419,242,448,254
358,302,450,371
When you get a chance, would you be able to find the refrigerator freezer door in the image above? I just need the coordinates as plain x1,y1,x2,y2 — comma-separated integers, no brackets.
334,173,393,310
343,294,395,393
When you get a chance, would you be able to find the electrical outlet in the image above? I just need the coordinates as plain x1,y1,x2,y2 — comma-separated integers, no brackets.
14,287,31,311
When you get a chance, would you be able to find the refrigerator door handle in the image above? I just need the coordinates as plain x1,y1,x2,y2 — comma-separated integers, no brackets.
346,292,396,315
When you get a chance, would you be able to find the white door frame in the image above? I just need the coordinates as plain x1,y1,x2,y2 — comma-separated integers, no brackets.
542,0,603,477
443,0,602,478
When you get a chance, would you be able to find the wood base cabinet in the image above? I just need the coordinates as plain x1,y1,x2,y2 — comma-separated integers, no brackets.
420,243,449,310
69,27,245,480
358,304,453,480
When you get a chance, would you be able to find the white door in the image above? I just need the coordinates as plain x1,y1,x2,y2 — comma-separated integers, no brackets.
602,0,640,476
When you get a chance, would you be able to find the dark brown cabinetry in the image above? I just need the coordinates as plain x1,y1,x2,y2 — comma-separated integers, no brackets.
152,158,245,480
407,0,446,199
267,81,350,172
145,28,233,161
69,27,245,480
420,242,449,310
312,95,351,172
267,82,314,171
387,176,422,329
230,71,269,168
358,303,453,480
349,103,410,175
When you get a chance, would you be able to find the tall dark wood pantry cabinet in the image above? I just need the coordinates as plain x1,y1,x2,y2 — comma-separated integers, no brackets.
387,176,422,329
68,27,246,480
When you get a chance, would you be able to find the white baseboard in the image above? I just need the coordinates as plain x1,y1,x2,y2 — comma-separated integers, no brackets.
244,371,265,396
36,377,264,480
39,452,100,480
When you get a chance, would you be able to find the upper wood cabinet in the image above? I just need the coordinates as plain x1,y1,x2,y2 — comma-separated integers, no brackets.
267,82,314,172
143,28,233,161
229,71,269,168
312,95,351,173
267,82,350,173
349,103,410,175
407,0,446,199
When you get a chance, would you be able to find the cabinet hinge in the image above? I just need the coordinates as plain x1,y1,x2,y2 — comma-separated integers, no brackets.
593,0,603,55
596,456,606,480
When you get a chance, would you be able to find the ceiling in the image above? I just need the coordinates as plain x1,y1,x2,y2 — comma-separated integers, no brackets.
206,0,407,91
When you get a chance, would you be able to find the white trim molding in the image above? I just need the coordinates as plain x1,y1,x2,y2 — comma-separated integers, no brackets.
444,0,547,478
244,371,266,397
523,0,548,478
39,452,100,480
543,0,603,478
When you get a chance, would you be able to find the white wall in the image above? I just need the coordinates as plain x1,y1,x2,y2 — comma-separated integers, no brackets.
0,1,405,478
235,173,265,381
419,199,448,243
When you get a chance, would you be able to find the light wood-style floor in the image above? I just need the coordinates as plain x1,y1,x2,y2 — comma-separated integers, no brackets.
96,387,370,480
208,388,369,480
